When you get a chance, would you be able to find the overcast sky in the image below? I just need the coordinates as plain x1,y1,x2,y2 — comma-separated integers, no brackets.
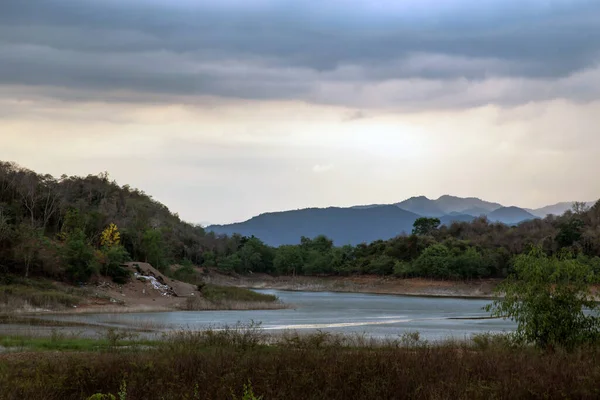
1,0,600,224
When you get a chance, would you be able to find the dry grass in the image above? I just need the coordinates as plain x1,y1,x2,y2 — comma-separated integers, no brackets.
181,284,287,311
182,295,288,311
2,326,600,399
0,285,82,312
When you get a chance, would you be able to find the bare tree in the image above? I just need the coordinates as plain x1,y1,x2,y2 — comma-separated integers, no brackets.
573,201,590,215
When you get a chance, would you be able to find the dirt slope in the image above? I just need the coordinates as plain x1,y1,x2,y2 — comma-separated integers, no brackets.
73,262,199,313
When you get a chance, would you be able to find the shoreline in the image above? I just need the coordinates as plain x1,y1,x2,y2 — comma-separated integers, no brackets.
204,274,502,300
2,300,290,317
248,285,499,300
2,273,503,320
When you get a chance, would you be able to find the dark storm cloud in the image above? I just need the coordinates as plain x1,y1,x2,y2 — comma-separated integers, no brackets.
1,0,599,107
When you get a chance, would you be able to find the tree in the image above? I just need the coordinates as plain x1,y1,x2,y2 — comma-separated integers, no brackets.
100,223,121,248
412,217,441,236
13,223,42,277
141,229,166,270
99,245,130,284
366,255,395,275
218,253,242,272
555,218,584,249
486,248,600,350
63,229,97,282
412,244,451,279
274,245,304,276
300,235,334,253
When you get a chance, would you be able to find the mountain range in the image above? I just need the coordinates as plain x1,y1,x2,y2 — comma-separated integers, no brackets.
207,196,595,247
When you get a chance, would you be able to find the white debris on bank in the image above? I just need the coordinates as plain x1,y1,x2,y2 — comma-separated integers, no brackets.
134,272,172,296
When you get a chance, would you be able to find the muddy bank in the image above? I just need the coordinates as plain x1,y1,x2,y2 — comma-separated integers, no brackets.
202,273,501,299
2,262,287,316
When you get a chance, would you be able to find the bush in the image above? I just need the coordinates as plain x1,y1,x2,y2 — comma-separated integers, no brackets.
487,248,600,350
100,245,131,284
63,230,97,282
201,285,277,303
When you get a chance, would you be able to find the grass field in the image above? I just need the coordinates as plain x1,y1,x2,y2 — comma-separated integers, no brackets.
1,326,600,400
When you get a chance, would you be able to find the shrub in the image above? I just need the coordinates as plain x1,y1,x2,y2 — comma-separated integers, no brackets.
63,230,97,282
486,248,600,350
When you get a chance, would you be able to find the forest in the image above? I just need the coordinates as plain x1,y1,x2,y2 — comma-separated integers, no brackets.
1,161,600,283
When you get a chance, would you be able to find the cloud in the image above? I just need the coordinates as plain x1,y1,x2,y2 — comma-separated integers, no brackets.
0,0,599,109
312,164,334,173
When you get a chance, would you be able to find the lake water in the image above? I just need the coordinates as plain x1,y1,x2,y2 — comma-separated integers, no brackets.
42,290,516,341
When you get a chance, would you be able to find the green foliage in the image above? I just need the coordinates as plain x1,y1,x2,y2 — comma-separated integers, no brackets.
63,229,97,282
200,284,278,303
218,253,242,272
486,248,600,349
141,229,166,271
239,236,274,273
0,283,81,310
2,161,600,285
366,255,396,275
87,394,116,400
170,263,202,285
100,245,131,284
556,218,584,249
273,245,304,275
412,244,452,278
59,208,84,240
412,217,441,236
233,381,263,400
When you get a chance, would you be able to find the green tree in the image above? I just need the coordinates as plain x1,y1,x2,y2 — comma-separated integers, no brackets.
412,244,451,278
412,217,441,236
238,236,273,273
218,253,242,272
300,235,334,253
63,229,97,282
141,229,166,270
555,218,584,249
100,245,131,284
274,245,304,276
366,255,395,275
486,248,600,350
13,223,42,277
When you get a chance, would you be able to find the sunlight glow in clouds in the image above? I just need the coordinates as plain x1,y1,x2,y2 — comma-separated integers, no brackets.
1,0,600,223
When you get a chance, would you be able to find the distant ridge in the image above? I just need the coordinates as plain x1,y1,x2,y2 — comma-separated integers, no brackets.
487,207,536,225
394,195,501,217
209,206,420,246
208,195,597,247
528,201,595,218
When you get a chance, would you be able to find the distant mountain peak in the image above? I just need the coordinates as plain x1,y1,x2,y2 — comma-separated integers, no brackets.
487,206,536,225
395,195,502,216
207,195,596,247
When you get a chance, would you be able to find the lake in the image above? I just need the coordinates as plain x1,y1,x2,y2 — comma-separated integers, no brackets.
42,290,515,341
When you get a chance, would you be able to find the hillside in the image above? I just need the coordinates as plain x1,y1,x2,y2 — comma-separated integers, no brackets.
208,198,539,246
433,195,503,214
487,207,537,225
394,196,446,216
3,161,599,286
528,201,595,218
439,213,476,225
208,206,421,246
394,195,501,216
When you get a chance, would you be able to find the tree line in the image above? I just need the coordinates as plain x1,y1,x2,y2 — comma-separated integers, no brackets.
2,161,600,283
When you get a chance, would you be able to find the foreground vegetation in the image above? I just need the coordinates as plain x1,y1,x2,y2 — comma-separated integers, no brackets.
2,249,599,398
2,326,600,400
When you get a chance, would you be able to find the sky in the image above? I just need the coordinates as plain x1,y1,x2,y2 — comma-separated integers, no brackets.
1,0,600,224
